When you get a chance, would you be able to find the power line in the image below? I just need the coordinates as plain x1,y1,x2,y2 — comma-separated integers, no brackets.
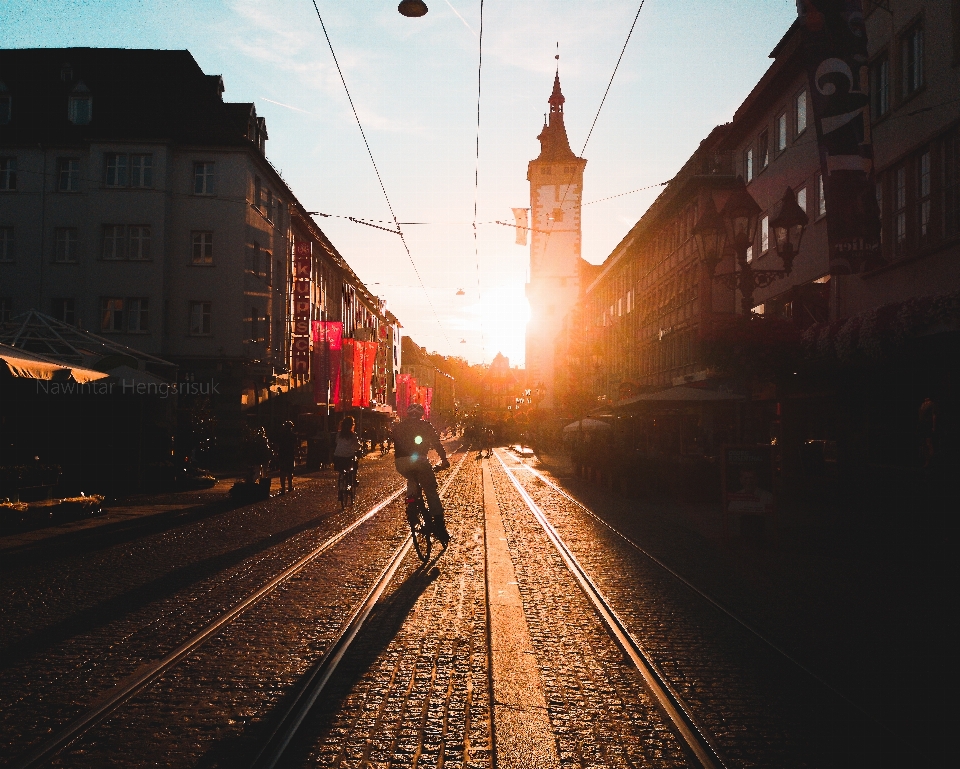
472,0,486,362
311,0,451,348
578,1,646,157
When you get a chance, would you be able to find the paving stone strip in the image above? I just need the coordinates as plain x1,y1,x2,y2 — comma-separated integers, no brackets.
482,460,559,769
486,456,690,769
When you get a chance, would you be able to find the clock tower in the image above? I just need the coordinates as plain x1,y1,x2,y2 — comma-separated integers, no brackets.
526,71,586,410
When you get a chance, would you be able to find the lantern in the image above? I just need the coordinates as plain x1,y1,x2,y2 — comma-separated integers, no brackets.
771,186,809,274
721,176,762,258
398,0,428,16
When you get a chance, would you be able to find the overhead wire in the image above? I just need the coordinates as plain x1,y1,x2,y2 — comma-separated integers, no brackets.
311,0,451,348
472,0,486,362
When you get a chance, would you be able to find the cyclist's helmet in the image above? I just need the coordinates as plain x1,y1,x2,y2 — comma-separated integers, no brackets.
406,403,425,419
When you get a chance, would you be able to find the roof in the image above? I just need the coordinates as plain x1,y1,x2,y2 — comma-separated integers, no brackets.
0,48,256,148
534,73,579,163
0,311,176,377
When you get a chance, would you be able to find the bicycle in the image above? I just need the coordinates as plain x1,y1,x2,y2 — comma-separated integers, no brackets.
337,455,359,509
405,462,445,564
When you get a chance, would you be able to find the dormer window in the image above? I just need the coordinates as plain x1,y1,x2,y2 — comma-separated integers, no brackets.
68,82,92,125
61,64,74,82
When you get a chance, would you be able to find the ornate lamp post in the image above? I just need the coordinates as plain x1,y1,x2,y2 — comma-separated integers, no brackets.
695,178,808,315
770,186,809,275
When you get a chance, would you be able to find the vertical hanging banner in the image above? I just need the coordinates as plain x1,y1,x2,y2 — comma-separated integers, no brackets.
512,207,530,246
340,338,358,410
292,241,312,376
396,373,414,415
359,340,378,408
800,0,882,274
311,321,342,406
423,386,434,419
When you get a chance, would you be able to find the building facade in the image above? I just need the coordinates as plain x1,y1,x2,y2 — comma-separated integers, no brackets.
0,48,400,453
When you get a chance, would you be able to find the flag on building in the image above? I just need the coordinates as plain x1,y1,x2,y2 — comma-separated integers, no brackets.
512,208,530,246
312,321,342,407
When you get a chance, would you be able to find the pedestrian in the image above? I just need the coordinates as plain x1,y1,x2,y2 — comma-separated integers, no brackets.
276,420,298,494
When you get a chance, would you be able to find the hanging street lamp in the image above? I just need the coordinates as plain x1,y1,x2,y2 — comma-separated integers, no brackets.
398,0,429,17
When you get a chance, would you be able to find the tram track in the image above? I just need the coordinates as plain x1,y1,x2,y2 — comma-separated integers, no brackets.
492,449,728,769
6,448,469,769
495,449,866,715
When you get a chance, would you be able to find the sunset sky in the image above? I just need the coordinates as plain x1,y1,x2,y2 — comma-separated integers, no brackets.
3,0,799,365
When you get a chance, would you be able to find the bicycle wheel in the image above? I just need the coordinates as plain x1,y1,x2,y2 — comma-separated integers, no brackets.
338,470,349,508
347,464,357,507
409,500,432,563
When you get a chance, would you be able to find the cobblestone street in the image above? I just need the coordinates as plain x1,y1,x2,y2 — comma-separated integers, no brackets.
0,444,923,769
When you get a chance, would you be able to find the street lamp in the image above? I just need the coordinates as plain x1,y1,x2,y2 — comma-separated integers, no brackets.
398,0,428,16
721,178,762,263
695,176,807,315
771,186,809,274
692,194,727,269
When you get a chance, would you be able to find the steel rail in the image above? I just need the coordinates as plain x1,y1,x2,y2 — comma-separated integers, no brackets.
8,477,417,769
499,452,867,716
249,449,469,769
493,450,727,769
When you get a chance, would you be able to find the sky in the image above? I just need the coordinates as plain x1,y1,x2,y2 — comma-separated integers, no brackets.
2,0,799,365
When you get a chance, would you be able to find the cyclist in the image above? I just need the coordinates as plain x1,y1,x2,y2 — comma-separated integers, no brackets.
333,415,362,487
393,403,451,547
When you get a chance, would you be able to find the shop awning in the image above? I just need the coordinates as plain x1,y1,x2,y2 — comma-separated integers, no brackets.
563,418,612,433
0,344,109,384
617,385,744,407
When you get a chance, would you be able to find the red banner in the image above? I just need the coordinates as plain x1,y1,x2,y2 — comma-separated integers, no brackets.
292,241,312,376
312,321,342,406
340,338,358,409
396,373,414,415
359,340,378,408
423,386,433,419
799,0,882,274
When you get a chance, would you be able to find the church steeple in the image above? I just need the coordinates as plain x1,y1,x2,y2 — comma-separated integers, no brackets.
536,71,576,162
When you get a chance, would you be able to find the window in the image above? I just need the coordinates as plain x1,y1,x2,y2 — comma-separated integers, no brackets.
902,24,924,97
871,54,890,117
101,298,124,332
894,165,907,249
797,187,807,213
552,207,564,222
127,298,149,332
58,158,80,192
189,301,212,335
0,227,14,262
128,225,151,260
0,95,10,125
50,298,75,325
945,128,960,238
55,228,79,262
68,92,92,125
777,113,787,153
102,225,126,260
0,157,16,191
760,215,770,253
744,148,753,182
192,232,213,264
130,155,153,188
817,173,826,217
249,308,267,343
918,150,931,241
0,297,13,323
265,188,273,220
759,130,769,170
194,162,215,195
105,154,128,187
795,90,807,135
263,249,272,284
254,175,262,209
